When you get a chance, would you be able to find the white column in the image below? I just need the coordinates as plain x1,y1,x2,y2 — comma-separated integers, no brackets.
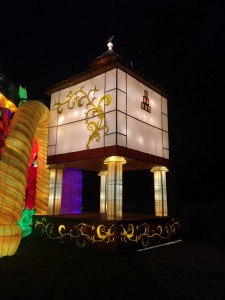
98,171,108,213
150,166,169,217
48,164,65,215
104,156,127,220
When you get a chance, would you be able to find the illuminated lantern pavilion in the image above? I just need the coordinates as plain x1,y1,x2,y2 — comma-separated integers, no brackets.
33,40,181,252
0,42,181,256
45,41,170,219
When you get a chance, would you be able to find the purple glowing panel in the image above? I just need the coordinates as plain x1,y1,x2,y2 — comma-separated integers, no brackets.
61,169,83,214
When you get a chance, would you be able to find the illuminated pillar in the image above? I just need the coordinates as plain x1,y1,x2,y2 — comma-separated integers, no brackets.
48,164,65,215
104,156,127,220
98,171,108,213
150,166,169,217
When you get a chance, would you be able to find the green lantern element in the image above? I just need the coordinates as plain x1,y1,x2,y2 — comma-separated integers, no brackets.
18,208,36,238
18,85,28,107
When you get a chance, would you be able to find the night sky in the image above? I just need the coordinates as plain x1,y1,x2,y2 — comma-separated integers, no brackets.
1,1,225,208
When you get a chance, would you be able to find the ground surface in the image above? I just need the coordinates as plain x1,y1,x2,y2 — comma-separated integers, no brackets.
0,236,225,300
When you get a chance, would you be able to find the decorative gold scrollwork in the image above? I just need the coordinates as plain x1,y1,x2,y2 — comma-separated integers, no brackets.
120,218,180,247
34,218,115,247
53,86,111,149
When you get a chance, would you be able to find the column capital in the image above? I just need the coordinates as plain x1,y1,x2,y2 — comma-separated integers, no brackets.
150,165,169,173
98,170,108,176
48,164,66,170
104,156,127,164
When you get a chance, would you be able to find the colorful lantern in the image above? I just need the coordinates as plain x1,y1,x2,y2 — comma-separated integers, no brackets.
0,100,50,257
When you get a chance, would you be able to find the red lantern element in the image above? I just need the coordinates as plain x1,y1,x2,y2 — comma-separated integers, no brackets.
25,137,38,209
0,107,10,160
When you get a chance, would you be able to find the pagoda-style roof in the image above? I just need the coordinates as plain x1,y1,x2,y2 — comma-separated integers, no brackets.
45,41,167,98
88,41,127,68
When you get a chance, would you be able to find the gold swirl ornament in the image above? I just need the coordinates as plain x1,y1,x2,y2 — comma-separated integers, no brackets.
53,86,111,149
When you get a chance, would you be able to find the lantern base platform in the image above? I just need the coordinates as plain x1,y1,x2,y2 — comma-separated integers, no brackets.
32,213,182,253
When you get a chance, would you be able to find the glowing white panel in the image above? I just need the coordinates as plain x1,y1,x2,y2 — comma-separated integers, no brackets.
57,115,65,126
88,135,104,150
105,134,116,146
127,76,145,120
105,111,116,134
106,69,116,91
56,121,89,153
90,74,105,91
117,134,126,147
127,116,163,157
57,103,85,125
58,87,71,105
148,91,162,128
163,131,169,149
162,97,168,115
117,111,126,135
117,69,126,92
50,92,59,110
48,127,57,145
54,87,88,125
49,109,58,127
51,74,108,126
117,90,127,113
48,145,56,156
163,149,169,159
127,75,162,128
162,114,168,131
105,89,116,113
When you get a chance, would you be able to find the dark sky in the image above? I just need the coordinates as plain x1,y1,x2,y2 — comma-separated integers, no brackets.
1,0,225,205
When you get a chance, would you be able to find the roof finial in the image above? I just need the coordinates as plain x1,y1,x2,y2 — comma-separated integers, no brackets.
106,35,114,51
107,41,113,51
